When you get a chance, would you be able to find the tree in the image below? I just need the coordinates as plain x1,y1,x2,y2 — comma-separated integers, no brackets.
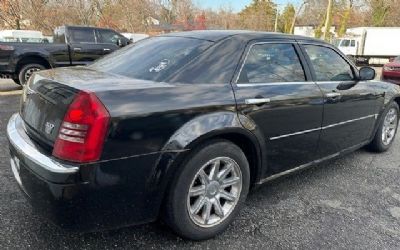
369,0,390,26
194,12,206,30
239,0,277,31
337,0,353,37
0,0,23,29
322,0,333,40
279,4,295,33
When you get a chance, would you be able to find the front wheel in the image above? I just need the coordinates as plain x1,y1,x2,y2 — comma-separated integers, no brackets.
163,140,250,240
368,102,399,152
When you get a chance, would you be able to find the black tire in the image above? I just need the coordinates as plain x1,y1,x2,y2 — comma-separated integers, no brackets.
163,140,250,240
11,77,20,85
18,63,46,85
368,102,399,152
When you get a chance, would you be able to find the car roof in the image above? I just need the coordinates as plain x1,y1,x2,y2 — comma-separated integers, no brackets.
161,30,324,43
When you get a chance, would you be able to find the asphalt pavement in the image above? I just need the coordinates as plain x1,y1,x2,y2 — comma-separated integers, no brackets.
1,76,400,249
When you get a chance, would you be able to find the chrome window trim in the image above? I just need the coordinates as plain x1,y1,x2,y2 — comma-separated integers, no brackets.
237,80,356,88
269,114,377,141
237,81,316,87
234,41,305,84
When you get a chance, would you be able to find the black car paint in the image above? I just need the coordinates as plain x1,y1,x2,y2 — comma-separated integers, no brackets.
0,26,129,76
7,31,400,231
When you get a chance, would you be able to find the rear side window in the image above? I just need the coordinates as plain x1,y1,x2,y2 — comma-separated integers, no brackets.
54,27,66,43
238,43,306,83
89,36,212,82
350,40,356,47
69,28,95,43
304,45,354,81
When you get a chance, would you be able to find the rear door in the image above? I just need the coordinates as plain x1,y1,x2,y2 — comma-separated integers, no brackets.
67,27,104,65
232,41,324,174
300,43,378,157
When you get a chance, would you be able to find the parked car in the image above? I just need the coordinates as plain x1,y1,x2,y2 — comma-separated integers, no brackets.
382,56,400,85
7,31,400,240
0,25,130,85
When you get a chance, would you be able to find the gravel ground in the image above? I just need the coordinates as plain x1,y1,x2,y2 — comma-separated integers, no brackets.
1,75,400,249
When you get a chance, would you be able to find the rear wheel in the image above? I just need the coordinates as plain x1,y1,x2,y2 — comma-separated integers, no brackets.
368,102,399,152
18,63,46,85
163,140,250,240
11,76,20,85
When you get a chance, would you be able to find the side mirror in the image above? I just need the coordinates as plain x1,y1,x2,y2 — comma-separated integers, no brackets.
359,67,375,81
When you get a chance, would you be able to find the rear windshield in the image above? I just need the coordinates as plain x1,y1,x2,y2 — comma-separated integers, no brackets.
89,36,212,82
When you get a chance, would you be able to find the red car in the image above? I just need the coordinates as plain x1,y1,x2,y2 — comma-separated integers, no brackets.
382,56,400,84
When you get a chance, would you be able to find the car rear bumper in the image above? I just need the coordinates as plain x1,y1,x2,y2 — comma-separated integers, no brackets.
7,113,173,231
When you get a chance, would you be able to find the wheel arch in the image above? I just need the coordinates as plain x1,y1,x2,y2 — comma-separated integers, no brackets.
15,54,52,74
160,112,266,187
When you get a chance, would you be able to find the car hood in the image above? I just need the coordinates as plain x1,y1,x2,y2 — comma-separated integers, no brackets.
384,61,400,68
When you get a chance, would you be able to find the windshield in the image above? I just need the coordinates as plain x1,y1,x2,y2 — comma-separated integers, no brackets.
89,36,212,82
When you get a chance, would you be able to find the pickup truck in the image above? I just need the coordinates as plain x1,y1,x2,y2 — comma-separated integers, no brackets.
0,25,130,85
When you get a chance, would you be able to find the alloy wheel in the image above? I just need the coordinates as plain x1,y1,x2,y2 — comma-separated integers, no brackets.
382,108,398,145
186,157,242,228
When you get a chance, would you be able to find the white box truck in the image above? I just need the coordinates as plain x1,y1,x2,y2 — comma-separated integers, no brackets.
335,27,400,65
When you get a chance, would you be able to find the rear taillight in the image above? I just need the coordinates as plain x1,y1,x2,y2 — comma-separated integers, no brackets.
0,44,14,51
53,91,110,163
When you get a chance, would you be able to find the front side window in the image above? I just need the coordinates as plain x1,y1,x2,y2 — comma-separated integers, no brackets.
304,45,354,81
69,28,95,43
97,29,123,44
238,43,306,83
89,36,212,82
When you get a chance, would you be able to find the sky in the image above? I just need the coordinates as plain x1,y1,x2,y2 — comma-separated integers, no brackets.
197,0,303,13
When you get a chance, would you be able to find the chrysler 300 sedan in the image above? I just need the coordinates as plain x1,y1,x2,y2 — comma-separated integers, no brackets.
7,31,400,240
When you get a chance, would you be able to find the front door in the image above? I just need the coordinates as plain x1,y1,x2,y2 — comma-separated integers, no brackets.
300,44,378,157
232,41,324,175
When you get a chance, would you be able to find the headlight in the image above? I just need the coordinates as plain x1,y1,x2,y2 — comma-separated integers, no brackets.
383,66,393,71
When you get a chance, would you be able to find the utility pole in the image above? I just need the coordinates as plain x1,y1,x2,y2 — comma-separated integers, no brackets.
322,0,333,41
289,1,307,34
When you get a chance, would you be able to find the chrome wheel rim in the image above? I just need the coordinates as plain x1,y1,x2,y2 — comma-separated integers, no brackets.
382,108,398,145
24,67,41,81
187,157,242,228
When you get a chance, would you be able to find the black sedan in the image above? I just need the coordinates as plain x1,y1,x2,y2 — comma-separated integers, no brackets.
6,31,400,240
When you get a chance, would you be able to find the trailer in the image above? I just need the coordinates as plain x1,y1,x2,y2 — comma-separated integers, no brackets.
335,27,400,65
0,30,44,43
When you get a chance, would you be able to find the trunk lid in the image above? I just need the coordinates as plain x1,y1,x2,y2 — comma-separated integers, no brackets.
20,67,173,149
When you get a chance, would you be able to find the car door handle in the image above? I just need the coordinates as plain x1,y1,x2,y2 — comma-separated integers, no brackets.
73,47,82,52
245,98,271,105
326,92,341,98
103,48,111,51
